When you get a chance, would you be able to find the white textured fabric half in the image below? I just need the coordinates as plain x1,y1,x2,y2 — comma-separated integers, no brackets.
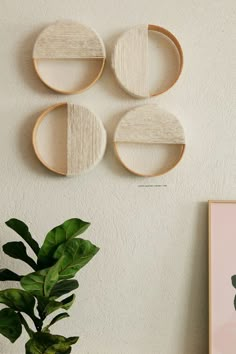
67,104,106,176
112,24,149,98
114,105,185,144
33,21,106,59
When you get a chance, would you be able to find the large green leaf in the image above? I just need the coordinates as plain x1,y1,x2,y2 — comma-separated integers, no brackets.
50,280,79,299
3,241,38,270
44,257,66,297
38,218,90,268
43,294,75,317
21,257,64,298
43,313,70,332
0,268,21,281
5,219,40,256
22,238,98,299
44,340,77,354
54,238,99,280
0,289,36,319
0,308,22,343
25,332,79,354
36,294,75,320
21,269,47,297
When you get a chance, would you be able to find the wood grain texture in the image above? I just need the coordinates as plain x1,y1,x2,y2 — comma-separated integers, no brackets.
67,104,107,176
112,24,149,98
114,104,185,144
33,21,106,59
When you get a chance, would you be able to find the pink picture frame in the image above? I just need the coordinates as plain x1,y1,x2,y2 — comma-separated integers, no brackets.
209,201,236,354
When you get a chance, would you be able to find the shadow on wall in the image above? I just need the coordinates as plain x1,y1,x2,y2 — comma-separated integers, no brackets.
181,201,209,354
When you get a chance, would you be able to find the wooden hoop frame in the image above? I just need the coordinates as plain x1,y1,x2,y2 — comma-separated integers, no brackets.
114,105,185,177
33,57,106,95
148,24,184,97
114,142,185,177
33,21,106,94
32,102,67,176
112,24,183,98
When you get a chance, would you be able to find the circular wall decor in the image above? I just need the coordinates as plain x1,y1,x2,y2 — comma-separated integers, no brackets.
33,103,107,176
112,24,183,98
114,105,185,177
33,21,106,94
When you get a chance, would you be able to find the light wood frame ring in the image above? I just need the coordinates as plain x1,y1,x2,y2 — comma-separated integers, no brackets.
33,57,106,95
148,24,184,97
114,142,185,177
32,102,67,176
113,105,186,177
112,24,183,98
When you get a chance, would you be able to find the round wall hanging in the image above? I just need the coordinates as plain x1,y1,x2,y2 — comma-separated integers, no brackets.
33,21,106,94
114,105,185,177
112,24,183,98
33,103,107,176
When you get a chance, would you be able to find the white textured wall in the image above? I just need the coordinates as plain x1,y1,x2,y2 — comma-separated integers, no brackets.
0,0,235,353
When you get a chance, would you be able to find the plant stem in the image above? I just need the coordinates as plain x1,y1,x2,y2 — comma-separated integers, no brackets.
18,313,34,338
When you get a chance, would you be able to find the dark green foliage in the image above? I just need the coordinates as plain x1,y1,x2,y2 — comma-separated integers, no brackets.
0,218,99,354
37,218,90,268
53,238,99,279
0,268,22,281
38,294,76,318
21,268,49,297
43,313,70,332
3,241,38,270
0,289,36,319
25,332,79,354
6,219,40,256
50,280,79,298
231,275,236,289
0,308,22,343
231,275,236,310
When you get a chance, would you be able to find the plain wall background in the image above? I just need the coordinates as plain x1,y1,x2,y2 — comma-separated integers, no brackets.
0,0,235,353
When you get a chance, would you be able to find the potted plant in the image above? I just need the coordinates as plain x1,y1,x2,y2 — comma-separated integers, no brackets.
0,218,99,354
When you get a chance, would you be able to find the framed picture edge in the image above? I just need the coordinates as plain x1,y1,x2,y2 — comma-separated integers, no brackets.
208,200,236,354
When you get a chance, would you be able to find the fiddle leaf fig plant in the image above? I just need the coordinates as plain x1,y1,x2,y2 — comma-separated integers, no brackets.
0,218,99,354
